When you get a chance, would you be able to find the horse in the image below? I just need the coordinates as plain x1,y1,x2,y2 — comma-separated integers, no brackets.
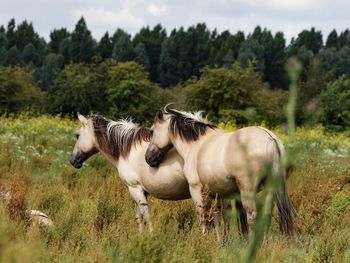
145,106,295,235
70,113,190,231
70,113,231,237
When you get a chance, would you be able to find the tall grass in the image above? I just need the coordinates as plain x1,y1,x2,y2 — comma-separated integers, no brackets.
0,114,349,262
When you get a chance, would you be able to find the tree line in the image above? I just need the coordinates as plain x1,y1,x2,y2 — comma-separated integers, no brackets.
0,17,349,130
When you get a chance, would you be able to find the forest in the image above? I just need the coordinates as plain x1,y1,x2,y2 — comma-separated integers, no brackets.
0,17,349,130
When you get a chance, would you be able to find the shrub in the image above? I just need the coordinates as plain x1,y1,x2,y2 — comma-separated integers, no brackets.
319,75,350,131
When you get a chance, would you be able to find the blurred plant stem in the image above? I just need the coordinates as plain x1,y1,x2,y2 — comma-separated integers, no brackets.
285,58,302,134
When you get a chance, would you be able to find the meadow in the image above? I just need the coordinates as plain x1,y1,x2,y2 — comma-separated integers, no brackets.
0,114,349,262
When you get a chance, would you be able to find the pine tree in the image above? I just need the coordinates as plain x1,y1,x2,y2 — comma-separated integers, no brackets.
49,28,70,53
133,24,166,82
134,42,150,69
112,32,133,61
70,17,95,63
16,20,40,50
98,32,112,59
6,19,16,48
326,30,339,48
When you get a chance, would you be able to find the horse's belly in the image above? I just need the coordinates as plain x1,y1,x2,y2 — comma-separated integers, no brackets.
142,173,190,200
200,173,239,197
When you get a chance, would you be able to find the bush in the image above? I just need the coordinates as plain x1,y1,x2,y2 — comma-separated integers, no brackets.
106,61,163,123
0,66,42,114
319,75,350,131
43,63,106,116
185,63,287,125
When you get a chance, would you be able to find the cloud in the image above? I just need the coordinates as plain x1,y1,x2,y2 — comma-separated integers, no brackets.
147,3,168,17
1,0,350,41
72,7,144,35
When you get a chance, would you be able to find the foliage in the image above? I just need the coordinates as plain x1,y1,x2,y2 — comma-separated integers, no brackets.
185,63,286,125
319,75,350,131
106,61,162,122
0,66,41,114
43,63,106,116
70,17,95,63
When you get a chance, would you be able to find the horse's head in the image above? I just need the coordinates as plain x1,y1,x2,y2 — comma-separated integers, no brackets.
145,108,173,167
70,113,98,169
145,106,216,167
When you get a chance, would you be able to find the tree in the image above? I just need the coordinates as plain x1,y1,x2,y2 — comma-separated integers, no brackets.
186,63,266,124
209,30,245,67
0,34,8,65
112,32,134,61
263,31,287,88
34,53,64,90
133,24,167,82
338,29,350,47
0,33,8,49
98,32,112,59
22,43,39,66
0,66,42,114
318,46,350,77
6,46,22,65
326,30,339,48
70,17,95,63
49,28,70,53
6,19,16,48
296,58,332,125
134,42,150,69
187,23,211,77
290,27,323,54
237,38,265,73
106,61,162,122
319,75,350,131
43,63,106,115
58,37,72,64
158,27,192,87
15,20,40,51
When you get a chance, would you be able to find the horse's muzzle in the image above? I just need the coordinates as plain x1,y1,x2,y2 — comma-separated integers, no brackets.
70,155,83,169
145,145,171,167
145,149,162,167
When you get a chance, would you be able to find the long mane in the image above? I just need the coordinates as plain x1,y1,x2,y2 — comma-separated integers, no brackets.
91,115,152,159
163,107,217,142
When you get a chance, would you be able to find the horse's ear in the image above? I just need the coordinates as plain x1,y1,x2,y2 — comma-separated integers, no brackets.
77,113,88,126
157,110,163,120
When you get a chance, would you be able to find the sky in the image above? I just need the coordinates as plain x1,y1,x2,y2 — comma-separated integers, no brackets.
1,0,350,42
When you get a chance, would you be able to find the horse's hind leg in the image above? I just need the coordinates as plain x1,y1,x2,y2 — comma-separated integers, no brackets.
239,189,257,233
235,196,248,236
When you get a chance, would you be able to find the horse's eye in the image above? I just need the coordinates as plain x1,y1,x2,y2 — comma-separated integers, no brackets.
75,133,80,140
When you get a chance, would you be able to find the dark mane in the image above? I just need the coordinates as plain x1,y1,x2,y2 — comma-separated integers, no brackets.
164,108,217,142
91,115,152,159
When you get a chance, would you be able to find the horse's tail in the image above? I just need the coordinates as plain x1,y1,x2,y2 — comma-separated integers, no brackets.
266,132,295,235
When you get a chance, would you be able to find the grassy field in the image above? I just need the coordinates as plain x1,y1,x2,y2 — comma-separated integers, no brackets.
0,115,349,262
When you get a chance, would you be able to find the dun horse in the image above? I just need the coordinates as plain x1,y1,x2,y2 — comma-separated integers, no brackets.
70,113,190,231
145,106,295,235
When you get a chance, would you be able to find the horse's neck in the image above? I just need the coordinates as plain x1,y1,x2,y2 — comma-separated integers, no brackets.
172,128,222,160
99,147,119,167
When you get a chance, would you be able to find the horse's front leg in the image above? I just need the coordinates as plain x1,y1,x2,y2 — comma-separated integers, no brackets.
128,186,152,232
189,184,206,234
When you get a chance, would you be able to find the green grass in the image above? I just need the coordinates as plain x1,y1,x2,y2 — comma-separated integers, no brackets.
0,115,349,262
